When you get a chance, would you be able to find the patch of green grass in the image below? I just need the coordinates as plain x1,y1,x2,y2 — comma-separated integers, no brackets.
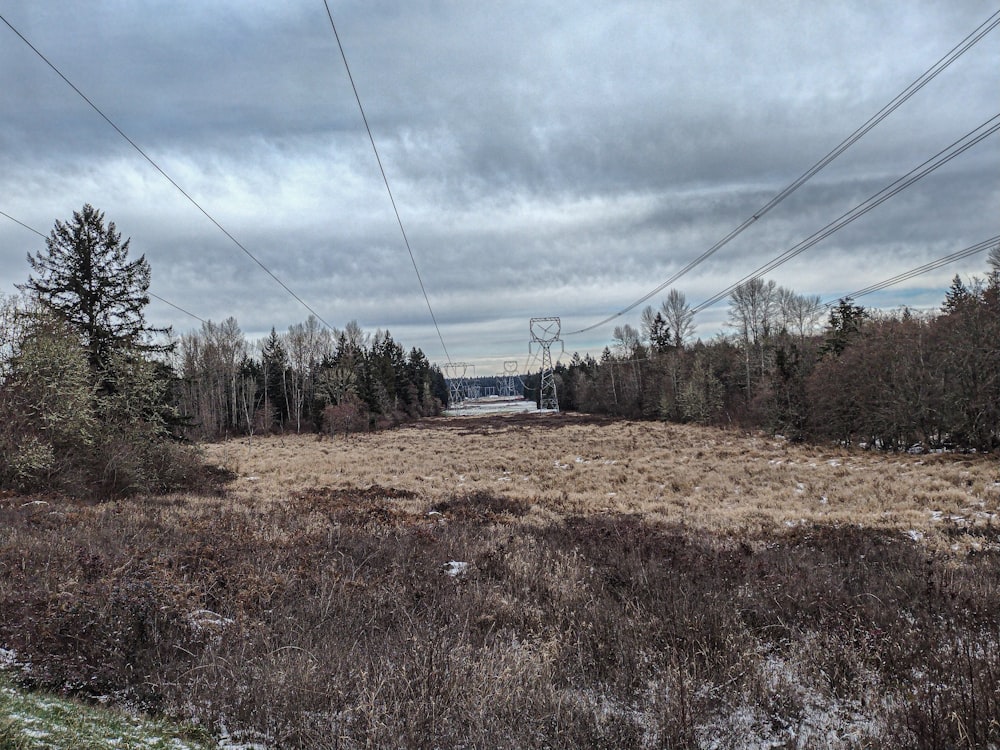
0,674,215,750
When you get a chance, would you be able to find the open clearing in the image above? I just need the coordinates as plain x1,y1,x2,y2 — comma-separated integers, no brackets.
3,413,1000,748
208,412,1000,551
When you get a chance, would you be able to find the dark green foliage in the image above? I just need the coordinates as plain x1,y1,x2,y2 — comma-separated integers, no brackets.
175,319,444,439
648,311,673,353
429,363,449,407
21,204,167,373
253,326,291,432
757,334,817,439
942,274,970,313
821,297,867,356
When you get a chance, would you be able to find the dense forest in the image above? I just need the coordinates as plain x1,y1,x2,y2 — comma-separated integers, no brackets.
548,262,1000,452
170,315,448,441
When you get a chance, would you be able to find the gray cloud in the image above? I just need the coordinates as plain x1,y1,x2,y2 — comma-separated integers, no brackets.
1,0,997,375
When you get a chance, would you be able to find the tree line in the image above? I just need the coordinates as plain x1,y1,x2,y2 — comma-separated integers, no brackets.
4,203,996,496
0,205,447,496
551,258,1000,452
171,315,448,441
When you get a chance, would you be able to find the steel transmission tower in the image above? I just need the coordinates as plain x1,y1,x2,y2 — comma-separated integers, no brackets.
529,317,563,411
503,360,519,398
443,362,469,407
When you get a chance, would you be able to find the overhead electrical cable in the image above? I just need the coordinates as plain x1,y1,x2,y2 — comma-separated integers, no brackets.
0,210,45,238
823,235,1000,306
141,292,207,325
0,12,335,332
564,8,1000,336
1,210,207,325
321,1,452,364
691,112,1000,314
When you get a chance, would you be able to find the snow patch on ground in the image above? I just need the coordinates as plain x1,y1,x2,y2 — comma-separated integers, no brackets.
187,609,234,633
218,722,269,749
929,510,974,524
442,561,469,577
699,651,882,749
443,398,540,416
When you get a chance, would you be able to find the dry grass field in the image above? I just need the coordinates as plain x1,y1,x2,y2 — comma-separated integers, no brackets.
3,412,1000,748
207,412,1000,551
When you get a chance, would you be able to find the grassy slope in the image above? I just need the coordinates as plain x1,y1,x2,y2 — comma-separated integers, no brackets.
0,673,214,750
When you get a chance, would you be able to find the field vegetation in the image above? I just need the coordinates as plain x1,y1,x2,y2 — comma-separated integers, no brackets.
3,413,1000,748
0,671,215,750
4,207,1000,747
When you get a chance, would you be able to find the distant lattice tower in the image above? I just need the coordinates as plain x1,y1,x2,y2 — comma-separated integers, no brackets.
529,317,563,411
503,360,519,398
443,362,469,407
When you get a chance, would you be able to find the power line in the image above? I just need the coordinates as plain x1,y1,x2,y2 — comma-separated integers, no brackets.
0,210,45,238
0,12,336,332
692,112,1000,313
824,235,1000,307
0,210,206,325
549,236,1000,354
564,8,1000,336
321,1,452,364
146,292,207,325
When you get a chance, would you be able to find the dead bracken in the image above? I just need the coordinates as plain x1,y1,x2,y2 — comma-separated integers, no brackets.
1,415,999,748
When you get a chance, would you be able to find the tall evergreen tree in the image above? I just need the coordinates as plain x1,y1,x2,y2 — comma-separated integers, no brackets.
21,204,166,372
260,327,289,428
822,298,867,356
941,274,970,313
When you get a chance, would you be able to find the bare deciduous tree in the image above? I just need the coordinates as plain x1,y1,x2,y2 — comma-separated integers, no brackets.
285,315,333,433
660,289,695,348
778,288,824,341
729,278,778,397
612,324,642,358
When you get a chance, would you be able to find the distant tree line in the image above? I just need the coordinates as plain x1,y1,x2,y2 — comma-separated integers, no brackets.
4,202,997,498
0,205,447,496
555,257,1000,452
171,315,448,441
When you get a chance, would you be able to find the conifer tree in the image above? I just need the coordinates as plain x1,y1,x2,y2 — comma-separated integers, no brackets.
822,298,867,356
941,274,970,313
22,204,166,372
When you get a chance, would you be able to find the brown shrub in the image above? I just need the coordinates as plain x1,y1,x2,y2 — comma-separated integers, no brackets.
4,419,1000,747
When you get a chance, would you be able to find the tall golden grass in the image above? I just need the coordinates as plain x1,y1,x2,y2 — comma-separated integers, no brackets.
205,412,999,552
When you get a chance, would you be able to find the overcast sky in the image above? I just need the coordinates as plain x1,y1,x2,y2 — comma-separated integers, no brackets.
1,1,997,375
